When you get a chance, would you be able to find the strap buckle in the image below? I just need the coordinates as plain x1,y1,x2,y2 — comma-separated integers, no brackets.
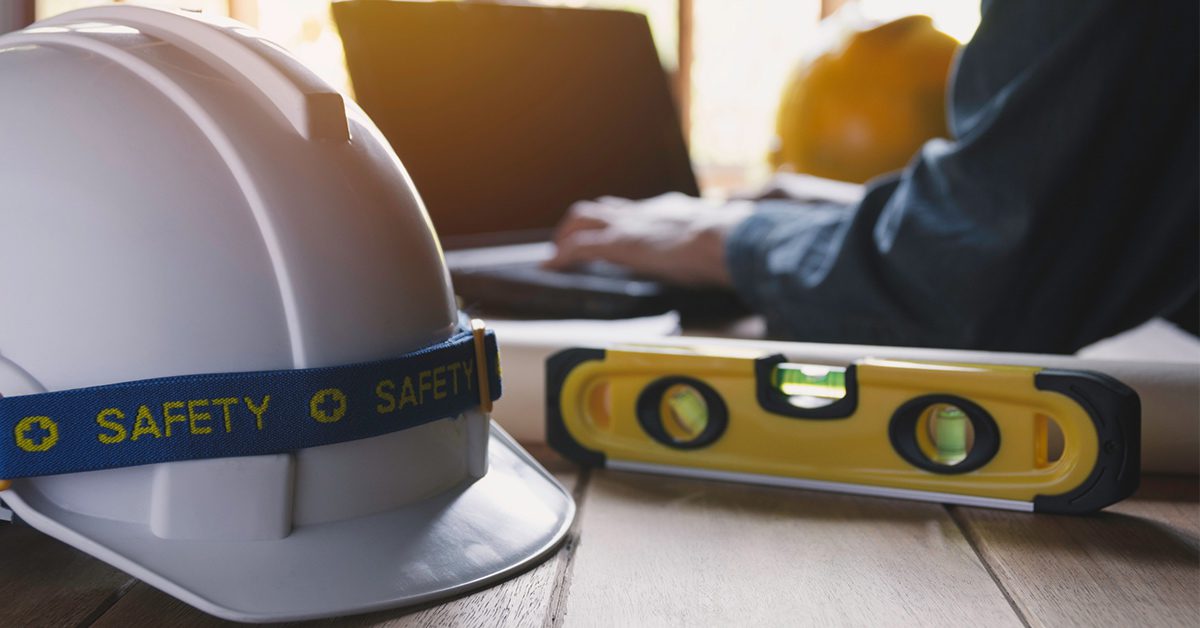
471,319,494,414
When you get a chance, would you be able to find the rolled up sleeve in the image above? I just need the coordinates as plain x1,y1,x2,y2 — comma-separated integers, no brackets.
724,0,1198,352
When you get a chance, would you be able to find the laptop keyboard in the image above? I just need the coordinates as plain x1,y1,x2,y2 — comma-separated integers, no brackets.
447,241,662,298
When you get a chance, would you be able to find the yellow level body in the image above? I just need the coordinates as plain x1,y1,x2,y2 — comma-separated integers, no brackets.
546,345,1140,514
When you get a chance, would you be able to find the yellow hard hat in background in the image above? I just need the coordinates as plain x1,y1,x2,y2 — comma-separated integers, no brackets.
769,14,959,184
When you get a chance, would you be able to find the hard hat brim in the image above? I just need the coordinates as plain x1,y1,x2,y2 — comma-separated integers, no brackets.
2,423,574,622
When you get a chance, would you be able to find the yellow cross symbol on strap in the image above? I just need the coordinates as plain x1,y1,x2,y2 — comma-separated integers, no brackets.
310,388,347,424
15,415,59,452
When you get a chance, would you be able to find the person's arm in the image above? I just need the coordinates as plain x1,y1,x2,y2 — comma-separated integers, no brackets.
729,0,1198,352
545,179,859,287
546,193,754,286
550,0,1197,352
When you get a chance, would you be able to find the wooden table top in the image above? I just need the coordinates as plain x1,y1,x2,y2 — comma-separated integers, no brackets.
0,443,1195,627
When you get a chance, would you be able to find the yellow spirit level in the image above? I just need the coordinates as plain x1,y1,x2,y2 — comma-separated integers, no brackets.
546,345,1140,514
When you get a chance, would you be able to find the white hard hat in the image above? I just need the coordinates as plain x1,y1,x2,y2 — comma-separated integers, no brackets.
0,6,572,622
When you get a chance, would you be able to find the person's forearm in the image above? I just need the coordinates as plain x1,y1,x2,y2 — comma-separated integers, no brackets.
724,198,919,345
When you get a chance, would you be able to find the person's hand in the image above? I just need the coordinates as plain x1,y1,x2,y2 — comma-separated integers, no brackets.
545,192,753,287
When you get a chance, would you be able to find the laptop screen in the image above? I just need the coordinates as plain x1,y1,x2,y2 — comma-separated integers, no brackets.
334,1,699,248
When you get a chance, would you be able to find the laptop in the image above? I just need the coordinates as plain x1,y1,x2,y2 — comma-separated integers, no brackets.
335,0,735,318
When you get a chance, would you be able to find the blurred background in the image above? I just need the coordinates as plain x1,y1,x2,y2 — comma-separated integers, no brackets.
23,0,979,194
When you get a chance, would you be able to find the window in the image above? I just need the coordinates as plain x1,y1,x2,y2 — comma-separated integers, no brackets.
36,0,979,194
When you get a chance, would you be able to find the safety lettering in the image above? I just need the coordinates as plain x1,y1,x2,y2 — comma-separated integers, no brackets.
95,395,271,445
374,359,475,416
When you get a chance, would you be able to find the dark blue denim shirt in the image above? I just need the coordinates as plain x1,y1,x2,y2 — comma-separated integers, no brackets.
726,0,1198,353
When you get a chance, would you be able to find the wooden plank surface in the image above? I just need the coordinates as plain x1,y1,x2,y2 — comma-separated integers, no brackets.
952,476,1200,628
558,470,1022,627
0,523,134,628
86,444,584,628
0,461,1195,626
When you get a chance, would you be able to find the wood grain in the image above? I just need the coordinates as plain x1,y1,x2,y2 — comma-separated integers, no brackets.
0,523,135,628
951,475,1200,628
559,470,1021,628
3,449,1196,627
88,444,583,627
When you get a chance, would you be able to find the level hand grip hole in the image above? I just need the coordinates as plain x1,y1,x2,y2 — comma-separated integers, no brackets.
583,381,613,431
1035,414,1065,467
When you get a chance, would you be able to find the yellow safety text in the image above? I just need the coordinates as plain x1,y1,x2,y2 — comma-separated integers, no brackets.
375,359,475,416
95,395,271,445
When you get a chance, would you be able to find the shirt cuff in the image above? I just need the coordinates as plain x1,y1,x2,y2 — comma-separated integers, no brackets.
725,200,851,313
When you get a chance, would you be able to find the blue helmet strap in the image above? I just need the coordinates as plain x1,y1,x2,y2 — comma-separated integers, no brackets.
0,325,501,480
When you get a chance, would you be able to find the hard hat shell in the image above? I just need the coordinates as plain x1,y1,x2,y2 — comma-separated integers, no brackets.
0,6,572,622
770,14,958,184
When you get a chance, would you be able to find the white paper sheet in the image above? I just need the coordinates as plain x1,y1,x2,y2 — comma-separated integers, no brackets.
1077,317,1200,363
